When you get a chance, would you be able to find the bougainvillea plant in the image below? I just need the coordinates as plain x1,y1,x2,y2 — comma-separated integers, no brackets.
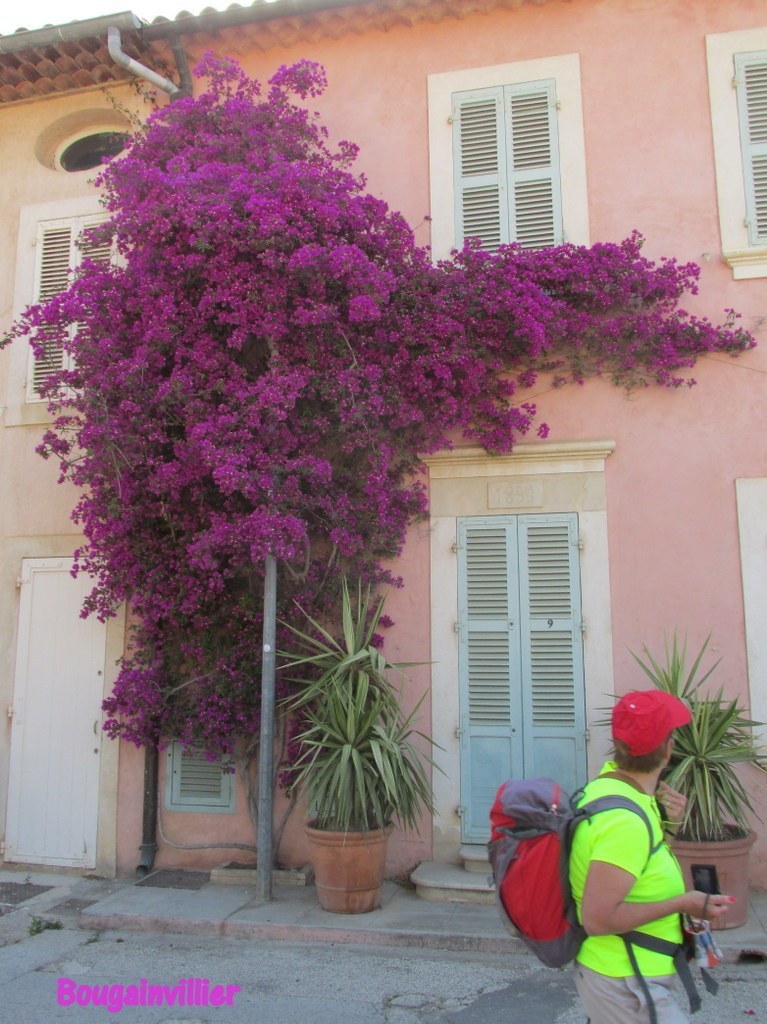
2,56,754,803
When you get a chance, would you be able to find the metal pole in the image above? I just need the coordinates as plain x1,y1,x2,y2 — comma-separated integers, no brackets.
256,553,277,902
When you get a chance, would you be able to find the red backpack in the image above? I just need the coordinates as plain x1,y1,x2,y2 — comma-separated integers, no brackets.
489,776,656,966
487,776,708,1024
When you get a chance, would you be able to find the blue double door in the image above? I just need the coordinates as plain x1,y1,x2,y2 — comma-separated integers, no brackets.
456,513,588,843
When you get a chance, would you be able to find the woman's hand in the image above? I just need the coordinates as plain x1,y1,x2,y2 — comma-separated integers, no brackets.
581,862,736,934
656,780,687,831
682,891,736,922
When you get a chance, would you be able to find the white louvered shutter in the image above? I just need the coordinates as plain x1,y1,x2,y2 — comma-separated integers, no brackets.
506,82,563,249
453,80,563,252
167,743,235,812
79,223,113,268
735,53,767,245
27,215,111,402
30,224,75,397
453,88,508,252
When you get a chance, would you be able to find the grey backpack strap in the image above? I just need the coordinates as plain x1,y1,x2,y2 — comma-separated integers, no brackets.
621,937,661,1024
577,794,661,857
622,930,704,1016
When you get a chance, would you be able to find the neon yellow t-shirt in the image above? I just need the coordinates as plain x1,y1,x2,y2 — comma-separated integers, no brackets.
568,762,685,978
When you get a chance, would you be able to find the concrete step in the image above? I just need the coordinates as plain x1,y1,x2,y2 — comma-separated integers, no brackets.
410,861,495,904
460,845,490,873
209,864,314,887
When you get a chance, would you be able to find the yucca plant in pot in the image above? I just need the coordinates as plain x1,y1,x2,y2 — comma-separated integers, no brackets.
280,579,436,914
630,633,766,928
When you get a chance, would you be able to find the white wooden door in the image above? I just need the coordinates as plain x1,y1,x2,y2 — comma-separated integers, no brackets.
5,558,107,867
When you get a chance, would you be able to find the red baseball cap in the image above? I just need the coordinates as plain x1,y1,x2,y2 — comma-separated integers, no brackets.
612,690,692,756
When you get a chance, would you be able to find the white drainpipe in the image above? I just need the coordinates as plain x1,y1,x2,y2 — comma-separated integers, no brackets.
107,25,182,101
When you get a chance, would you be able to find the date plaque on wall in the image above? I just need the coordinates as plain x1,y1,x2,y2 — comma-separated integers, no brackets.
487,480,544,509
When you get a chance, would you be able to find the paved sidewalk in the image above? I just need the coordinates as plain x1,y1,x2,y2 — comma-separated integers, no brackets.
1,866,766,961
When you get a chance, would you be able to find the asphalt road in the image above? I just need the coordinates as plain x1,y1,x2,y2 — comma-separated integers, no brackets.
0,924,766,1024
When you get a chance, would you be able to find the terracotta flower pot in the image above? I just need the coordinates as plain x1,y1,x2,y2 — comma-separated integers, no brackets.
305,821,393,914
672,830,756,930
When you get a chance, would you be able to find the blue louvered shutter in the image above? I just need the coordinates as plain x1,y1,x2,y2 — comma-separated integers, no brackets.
517,515,587,788
457,514,586,843
457,519,521,841
453,80,563,251
735,53,767,246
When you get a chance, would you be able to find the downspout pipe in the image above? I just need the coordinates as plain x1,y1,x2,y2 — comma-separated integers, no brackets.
168,35,193,99
136,745,159,877
112,18,188,881
107,24,184,100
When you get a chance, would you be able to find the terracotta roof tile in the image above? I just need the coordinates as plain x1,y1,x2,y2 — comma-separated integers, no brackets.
0,0,564,105
146,0,564,48
0,27,159,106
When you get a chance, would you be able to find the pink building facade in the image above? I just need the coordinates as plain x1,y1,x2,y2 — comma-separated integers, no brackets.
1,0,766,888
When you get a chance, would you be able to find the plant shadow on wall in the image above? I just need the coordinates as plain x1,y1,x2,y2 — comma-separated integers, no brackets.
630,633,766,928
279,579,439,913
